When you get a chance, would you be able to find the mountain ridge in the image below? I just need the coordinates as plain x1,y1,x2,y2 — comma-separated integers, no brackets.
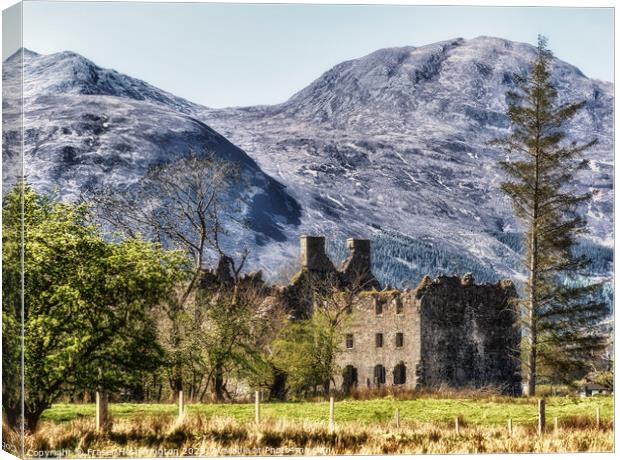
2,47,303,269
198,36,613,281
2,37,613,283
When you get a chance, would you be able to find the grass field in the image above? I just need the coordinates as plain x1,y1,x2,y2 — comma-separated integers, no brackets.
5,395,612,456
42,395,613,427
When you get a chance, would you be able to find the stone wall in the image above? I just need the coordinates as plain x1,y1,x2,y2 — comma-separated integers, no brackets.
300,236,336,273
201,235,522,396
415,275,521,395
281,236,378,318
291,236,521,395
334,291,421,390
339,238,380,290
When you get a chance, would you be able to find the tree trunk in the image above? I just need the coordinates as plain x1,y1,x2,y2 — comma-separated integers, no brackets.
269,368,288,401
171,327,183,393
526,135,541,398
526,237,538,398
526,305,537,397
322,379,330,396
214,363,225,401
24,407,46,433
525,207,539,397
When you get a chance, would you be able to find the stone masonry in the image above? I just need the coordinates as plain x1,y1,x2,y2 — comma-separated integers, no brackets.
199,235,522,395
334,290,422,391
290,235,522,395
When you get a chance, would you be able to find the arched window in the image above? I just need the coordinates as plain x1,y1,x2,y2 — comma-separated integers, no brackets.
342,365,358,393
393,362,407,385
374,364,386,385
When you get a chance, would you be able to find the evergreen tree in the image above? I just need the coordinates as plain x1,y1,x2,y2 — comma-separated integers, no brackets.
493,36,609,396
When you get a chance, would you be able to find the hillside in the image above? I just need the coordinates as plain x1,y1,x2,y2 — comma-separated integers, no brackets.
2,38,613,283
201,37,613,283
2,49,302,266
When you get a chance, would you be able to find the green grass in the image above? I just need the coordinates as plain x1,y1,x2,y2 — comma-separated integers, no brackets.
41,395,613,427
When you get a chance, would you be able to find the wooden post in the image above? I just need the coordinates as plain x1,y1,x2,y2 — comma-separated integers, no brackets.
255,390,260,425
454,416,460,435
96,391,109,432
596,407,601,429
329,396,335,433
553,416,558,432
537,399,545,436
178,390,185,419
395,408,400,429
507,418,512,436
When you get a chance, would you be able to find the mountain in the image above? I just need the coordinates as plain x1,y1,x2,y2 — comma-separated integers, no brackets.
2,38,613,284
200,36,613,284
2,48,302,266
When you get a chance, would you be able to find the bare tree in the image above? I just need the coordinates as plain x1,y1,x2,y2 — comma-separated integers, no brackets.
85,152,246,393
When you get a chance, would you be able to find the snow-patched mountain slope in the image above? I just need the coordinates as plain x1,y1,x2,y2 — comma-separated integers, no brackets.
1,38,613,283
2,49,301,262
8,48,199,113
201,37,613,281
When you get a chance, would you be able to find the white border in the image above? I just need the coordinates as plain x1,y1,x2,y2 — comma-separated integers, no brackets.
0,2,616,460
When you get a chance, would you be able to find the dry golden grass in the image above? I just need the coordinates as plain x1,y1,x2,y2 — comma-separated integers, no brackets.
10,413,613,457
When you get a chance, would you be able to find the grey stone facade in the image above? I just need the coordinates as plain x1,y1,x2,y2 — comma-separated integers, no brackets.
200,235,522,395
293,236,522,395
415,275,521,394
334,291,421,390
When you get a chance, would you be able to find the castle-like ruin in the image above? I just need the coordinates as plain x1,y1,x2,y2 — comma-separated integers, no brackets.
200,235,522,395
285,235,522,395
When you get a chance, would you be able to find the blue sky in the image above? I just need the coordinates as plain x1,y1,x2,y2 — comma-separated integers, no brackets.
17,2,614,108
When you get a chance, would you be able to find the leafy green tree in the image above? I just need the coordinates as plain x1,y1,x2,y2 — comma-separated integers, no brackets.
272,281,356,396
2,184,188,432
493,36,608,396
272,314,341,397
191,281,284,401
2,184,23,432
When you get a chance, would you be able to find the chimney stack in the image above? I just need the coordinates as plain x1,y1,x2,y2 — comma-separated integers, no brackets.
300,235,329,271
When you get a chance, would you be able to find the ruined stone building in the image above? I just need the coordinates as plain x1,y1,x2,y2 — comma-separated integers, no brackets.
199,235,522,396
284,236,522,395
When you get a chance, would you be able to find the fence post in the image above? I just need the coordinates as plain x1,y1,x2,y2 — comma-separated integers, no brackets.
596,407,601,429
537,399,546,436
395,408,400,429
553,416,558,433
507,418,512,437
96,391,109,432
329,396,335,433
455,416,460,435
255,390,261,425
178,390,185,420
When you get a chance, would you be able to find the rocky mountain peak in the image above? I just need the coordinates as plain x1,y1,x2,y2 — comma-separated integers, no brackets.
2,37,613,283
264,37,608,132
4,48,198,113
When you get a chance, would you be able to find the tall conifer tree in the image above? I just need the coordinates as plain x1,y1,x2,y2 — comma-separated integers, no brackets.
493,36,608,396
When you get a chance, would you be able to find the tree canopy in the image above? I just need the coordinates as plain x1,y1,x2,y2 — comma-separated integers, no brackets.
2,184,189,431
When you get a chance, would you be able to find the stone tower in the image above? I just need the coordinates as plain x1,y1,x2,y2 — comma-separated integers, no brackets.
300,235,336,273
340,238,380,290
